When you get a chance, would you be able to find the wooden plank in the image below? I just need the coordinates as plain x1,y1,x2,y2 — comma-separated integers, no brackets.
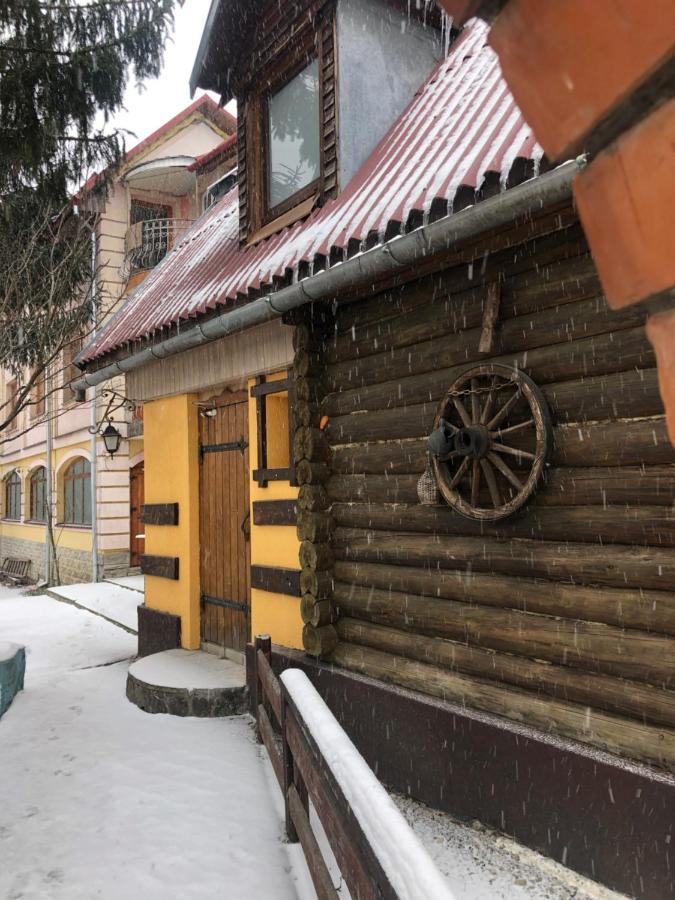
257,648,282,723
331,642,675,770
140,503,179,526
251,565,301,597
332,582,675,686
333,528,675,593
258,703,283,789
288,784,340,900
250,377,292,397
252,499,298,526
337,617,675,728
478,282,501,354
252,467,294,483
333,560,675,636
139,555,179,580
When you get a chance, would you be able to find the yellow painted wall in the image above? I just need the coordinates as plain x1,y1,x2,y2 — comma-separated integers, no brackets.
144,393,201,649
248,373,303,650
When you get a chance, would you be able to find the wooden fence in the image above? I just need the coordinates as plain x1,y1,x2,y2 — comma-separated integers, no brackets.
251,635,452,900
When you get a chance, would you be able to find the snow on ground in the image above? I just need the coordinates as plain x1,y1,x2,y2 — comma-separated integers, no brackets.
393,794,627,900
48,580,141,632
105,574,145,593
0,588,303,900
129,648,245,689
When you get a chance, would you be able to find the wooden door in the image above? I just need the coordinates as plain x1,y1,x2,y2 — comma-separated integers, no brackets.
130,462,145,567
199,394,251,651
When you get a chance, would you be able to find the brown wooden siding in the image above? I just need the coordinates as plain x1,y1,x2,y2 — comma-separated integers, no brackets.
316,209,675,770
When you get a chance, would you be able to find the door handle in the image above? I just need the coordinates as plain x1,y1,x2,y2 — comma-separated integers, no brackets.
240,511,250,539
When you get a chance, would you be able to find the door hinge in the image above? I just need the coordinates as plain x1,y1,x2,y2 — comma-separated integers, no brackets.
200,594,249,616
199,437,248,459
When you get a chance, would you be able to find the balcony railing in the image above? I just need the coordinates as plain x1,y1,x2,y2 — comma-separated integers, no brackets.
123,218,193,276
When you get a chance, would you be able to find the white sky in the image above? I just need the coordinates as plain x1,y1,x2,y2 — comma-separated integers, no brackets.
109,0,236,152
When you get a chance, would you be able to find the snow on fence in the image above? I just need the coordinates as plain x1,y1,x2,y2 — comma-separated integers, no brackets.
251,635,455,900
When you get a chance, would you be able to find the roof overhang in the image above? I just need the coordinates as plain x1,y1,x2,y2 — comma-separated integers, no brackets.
189,0,258,100
123,156,197,196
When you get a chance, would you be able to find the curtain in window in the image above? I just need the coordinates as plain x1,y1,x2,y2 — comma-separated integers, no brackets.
63,458,91,526
30,467,47,522
5,472,21,520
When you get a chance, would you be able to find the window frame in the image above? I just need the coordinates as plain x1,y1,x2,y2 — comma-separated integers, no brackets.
62,457,92,527
4,471,21,521
250,376,296,488
62,335,84,406
262,54,323,223
29,466,48,523
6,378,18,432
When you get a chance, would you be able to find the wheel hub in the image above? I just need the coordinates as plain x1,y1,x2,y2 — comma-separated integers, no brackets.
454,424,489,459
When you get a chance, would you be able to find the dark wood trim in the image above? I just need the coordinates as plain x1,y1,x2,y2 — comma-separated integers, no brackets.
253,499,298,526
253,467,294,484
137,606,181,657
250,377,292,398
251,564,301,597
140,554,179,580
140,503,179,526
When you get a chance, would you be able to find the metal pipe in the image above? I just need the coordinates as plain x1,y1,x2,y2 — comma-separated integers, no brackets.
44,363,53,585
72,161,581,393
89,221,99,584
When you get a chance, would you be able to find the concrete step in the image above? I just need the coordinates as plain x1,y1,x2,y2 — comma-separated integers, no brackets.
126,649,248,717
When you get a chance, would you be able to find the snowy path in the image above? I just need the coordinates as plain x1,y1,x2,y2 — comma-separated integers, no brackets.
0,589,302,900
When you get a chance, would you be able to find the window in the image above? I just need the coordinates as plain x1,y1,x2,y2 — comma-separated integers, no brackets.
251,375,295,487
203,168,238,211
29,467,48,523
129,200,173,270
62,335,84,404
6,378,18,431
5,471,21,520
266,58,321,215
62,458,91,526
31,369,45,419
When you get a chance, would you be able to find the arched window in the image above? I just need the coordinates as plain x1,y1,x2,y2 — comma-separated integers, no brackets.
5,471,21,520
63,458,91,526
29,467,48,523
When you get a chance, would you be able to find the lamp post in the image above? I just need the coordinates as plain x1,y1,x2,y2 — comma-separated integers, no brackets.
102,422,122,458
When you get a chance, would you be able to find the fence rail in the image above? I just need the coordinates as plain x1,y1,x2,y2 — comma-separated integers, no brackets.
251,635,454,900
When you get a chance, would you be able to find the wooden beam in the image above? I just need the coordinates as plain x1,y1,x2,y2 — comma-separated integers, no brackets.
252,499,298,526
140,503,179,526
251,564,301,597
478,282,501,353
140,555,179,580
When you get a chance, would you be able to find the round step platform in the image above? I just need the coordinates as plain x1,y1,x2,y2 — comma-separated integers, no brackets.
126,649,248,717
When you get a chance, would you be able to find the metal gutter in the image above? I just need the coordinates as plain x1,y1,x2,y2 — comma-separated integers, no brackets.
72,160,581,393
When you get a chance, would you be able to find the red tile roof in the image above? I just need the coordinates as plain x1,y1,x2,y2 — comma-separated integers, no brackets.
82,21,542,365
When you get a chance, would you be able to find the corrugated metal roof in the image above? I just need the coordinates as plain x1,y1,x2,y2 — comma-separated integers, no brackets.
83,21,542,364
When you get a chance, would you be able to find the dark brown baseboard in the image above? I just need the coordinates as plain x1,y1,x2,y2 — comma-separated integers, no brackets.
137,605,181,657
246,644,675,900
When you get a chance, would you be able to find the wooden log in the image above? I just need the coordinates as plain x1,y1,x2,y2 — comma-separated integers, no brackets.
293,323,326,354
299,541,334,570
295,377,323,403
297,512,333,543
301,595,335,627
327,294,645,390
333,560,675,636
329,257,605,367
296,460,331,485
332,582,675,685
333,528,675,592
303,623,339,657
326,368,663,444
294,427,331,463
298,484,331,512
330,418,674,474
300,567,334,598
323,325,653,415
326,467,675,508
337,618,675,727
293,350,321,379
329,642,675,769
292,400,321,429
331,502,675,548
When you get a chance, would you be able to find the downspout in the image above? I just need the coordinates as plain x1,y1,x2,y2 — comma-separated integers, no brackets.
89,221,99,583
72,160,582,393
44,363,53,585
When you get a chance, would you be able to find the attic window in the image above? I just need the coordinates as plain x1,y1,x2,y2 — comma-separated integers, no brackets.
267,58,320,215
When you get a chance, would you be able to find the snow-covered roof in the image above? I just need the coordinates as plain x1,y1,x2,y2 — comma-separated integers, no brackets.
82,21,542,366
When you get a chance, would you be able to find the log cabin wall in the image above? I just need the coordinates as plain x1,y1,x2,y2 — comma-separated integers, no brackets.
314,203,675,771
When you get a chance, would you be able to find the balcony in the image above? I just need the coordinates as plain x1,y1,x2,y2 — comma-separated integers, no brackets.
123,218,193,276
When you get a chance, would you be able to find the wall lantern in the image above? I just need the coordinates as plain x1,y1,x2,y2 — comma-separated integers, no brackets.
102,422,122,457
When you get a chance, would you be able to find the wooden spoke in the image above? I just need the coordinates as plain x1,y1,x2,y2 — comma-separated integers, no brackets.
487,451,523,490
487,387,521,431
470,379,480,425
480,378,498,425
449,455,470,489
490,418,535,439
437,449,462,463
491,442,537,461
452,396,473,428
480,459,502,507
471,459,481,507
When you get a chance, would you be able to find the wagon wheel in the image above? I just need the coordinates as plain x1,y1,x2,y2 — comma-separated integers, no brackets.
430,365,551,521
